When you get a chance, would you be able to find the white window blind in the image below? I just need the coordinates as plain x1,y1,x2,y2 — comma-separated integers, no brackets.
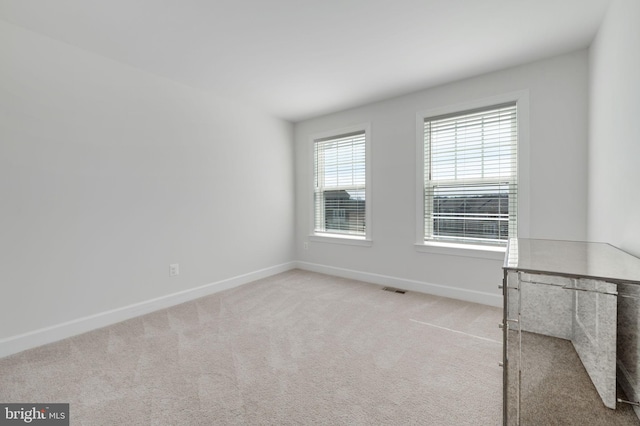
314,131,366,236
424,103,517,245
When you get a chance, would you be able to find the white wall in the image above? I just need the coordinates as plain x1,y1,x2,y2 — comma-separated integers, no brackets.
588,0,640,257
589,4,640,415
0,21,294,346
295,51,589,305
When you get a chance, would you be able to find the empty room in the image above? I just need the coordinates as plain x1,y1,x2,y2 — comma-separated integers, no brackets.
1,0,639,424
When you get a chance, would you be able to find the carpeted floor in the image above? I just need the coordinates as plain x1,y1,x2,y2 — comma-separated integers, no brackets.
0,270,506,425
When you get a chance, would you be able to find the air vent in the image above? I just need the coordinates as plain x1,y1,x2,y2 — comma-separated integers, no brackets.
382,287,406,294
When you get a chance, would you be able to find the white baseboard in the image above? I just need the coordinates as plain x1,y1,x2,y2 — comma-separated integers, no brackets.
294,261,502,307
1,261,501,359
0,262,296,358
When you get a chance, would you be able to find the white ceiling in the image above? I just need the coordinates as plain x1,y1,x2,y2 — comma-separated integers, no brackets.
0,0,611,122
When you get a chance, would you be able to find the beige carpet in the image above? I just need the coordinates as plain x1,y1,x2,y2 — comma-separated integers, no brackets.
0,270,504,425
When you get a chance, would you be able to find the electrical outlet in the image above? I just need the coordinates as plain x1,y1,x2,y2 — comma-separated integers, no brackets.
170,263,179,276
303,242,309,250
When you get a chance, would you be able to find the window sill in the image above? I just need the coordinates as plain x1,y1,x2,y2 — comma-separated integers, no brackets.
415,241,506,260
309,234,373,247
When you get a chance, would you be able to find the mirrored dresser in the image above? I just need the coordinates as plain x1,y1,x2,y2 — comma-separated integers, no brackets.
502,238,640,425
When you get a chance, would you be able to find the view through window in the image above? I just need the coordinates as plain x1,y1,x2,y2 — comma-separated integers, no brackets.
423,103,517,245
314,131,366,236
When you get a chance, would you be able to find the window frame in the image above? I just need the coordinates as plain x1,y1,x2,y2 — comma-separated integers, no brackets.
415,92,530,258
309,123,372,246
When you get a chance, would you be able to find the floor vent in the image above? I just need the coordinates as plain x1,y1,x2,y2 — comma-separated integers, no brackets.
382,287,406,294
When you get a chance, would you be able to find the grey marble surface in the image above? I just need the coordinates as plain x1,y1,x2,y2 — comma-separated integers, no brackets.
504,239,640,284
508,272,618,409
519,280,573,339
503,239,640,422
508,331,640,425
571,286,618,409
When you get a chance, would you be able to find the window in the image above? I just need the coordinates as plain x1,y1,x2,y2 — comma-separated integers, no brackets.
422,103,517,245
313,130,368,238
